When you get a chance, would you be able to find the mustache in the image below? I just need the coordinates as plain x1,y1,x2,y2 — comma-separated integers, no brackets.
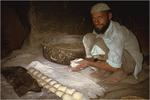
94,23,104,26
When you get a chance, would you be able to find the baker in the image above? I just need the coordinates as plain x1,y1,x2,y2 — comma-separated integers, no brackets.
71,3,143,83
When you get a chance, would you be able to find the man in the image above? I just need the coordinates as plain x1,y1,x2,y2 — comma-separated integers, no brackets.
72,3,143,83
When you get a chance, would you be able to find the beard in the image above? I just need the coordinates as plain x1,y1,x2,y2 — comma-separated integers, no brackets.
94,21,110,34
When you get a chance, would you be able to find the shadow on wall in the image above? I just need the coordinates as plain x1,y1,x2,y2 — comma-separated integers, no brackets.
1,1,149,58
1,1,31,58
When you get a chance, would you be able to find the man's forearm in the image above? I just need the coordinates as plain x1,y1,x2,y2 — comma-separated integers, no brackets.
88,60,119,72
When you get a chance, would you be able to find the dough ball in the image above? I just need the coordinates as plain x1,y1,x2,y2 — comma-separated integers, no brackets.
49,87,56,93
56,91,64,97
41,76,47,80
66,88,76,95
63,94,73,100
50,80,57,86
54,84,61,89
33,70,39,75
58,86,67,92
45,78,52,83
37,73,43,78
73,92,83,100
40,81,47,86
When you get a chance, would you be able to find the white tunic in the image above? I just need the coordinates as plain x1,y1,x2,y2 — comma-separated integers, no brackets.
91,20,143,79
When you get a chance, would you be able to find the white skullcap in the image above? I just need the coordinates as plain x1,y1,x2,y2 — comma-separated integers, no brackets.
91,3,110,14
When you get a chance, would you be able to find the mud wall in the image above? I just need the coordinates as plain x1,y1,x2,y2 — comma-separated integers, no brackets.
1,1,31,58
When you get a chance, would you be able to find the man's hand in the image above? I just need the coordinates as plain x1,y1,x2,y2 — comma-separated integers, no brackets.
71,60,89,71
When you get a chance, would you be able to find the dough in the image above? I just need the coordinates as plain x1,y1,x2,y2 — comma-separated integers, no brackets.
45,78,52,83
49,87,56,93
41,76,47,80
66,88,76,95
73,92,83,100
33,70,39,75
50,80,57,85
56,91,64,97
62,94,73,100
28,68,35,73
70,58,84,68
57,86,67,92
39,81,47,86
37,73,43,78
45,84,50,89
54,84,61,89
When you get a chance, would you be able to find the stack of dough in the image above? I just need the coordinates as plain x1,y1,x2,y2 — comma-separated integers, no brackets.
28,67,86,100
70,58,97,71
70,58,84,68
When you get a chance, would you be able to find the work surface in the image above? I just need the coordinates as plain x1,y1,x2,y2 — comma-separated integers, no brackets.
1,55,149,99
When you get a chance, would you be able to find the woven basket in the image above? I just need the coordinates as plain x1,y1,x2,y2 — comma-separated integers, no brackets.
41,35,85,65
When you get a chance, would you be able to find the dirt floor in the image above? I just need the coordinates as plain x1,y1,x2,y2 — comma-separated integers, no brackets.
100,64,149,99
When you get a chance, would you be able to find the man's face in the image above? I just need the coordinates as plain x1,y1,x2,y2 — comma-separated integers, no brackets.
91,11,112,33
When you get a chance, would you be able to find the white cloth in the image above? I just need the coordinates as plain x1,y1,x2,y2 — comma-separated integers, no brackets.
27,61,105,99
92,20,143,78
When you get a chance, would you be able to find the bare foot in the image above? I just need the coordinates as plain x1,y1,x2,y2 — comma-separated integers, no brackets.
90,70,107,79
103,70,127,84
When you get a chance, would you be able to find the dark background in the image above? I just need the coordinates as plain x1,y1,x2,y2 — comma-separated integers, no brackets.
1,1,149,59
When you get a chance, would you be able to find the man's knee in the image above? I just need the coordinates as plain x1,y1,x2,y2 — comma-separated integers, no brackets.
83,33,96,43
95,37,109,54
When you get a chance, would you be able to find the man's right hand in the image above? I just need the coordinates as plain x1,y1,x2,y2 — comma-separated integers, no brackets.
71,59,89,72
